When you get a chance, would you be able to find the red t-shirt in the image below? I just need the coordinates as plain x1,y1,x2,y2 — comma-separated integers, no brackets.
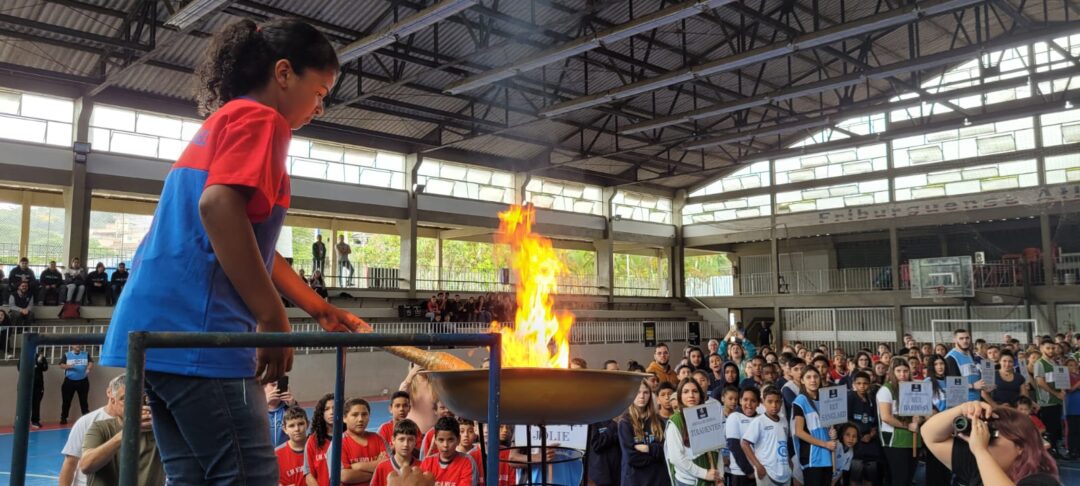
419,451,478,486
304,435,332,486
466,446,484,485
276,442,307,486
369,456,416,486
497,449,515,486
342,431,389,486
420,428,438,459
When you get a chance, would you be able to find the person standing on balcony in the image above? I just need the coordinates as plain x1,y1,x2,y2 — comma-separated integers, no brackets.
312,233,326,274
59,344,93,425
63,257,86,304
337,233,353,287
39,260,63,305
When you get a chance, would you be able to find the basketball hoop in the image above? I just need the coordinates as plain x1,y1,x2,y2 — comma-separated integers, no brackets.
932,285,946,303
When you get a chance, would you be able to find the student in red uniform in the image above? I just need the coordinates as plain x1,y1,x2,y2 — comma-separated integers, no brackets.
341,398,389,485
304,394,336,486
379,392,421,448
421,399,455,460
275,406,308,486
98,18,365,484
420,416,478,486
371,419,422,486
456,418,483,482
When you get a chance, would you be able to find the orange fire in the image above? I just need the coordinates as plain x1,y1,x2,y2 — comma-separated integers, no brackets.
491,204,574,368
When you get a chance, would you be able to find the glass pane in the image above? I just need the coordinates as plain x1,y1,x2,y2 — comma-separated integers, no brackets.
0,202,21,265
110,132,160,158
136,112,182,139
91,105,136,132
21,94,73,123
45,121,72,146
0,115,46,143
0,91,19,115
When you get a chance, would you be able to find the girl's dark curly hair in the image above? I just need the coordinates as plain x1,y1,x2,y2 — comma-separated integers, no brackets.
311,392,335,448
194,18,339,116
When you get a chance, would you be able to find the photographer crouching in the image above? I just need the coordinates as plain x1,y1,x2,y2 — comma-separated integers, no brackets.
923,401,1059,486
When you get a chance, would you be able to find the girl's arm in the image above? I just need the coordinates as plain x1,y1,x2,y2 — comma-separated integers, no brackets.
877,399,909,430
793,414,835,450
200,185,290,383
921,401,993,471
663,421,710,479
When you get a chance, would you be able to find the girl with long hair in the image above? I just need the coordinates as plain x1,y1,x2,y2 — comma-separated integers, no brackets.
687,347,706,372
304,393,336,485
791,367,836,486
664,379,721,486
923,401,1059,485
618,379,670,486
876,358,919,486
706,353,724,391
926,354,952,486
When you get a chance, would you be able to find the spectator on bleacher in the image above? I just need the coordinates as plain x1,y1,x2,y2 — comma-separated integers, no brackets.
312,234,326,274
310,269,328,300
466,296,477,321
39,260,63,305
8,257,36,297
336,234,353,286
59,344,93,425
425,295,438,321
646,343,678,386
58,374,125,486
63,257,86,304
78,377,164,486
86,262,110,305
109,262,128,302
8,280,34,325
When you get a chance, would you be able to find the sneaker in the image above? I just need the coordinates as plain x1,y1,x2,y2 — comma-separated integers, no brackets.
30,422,41,429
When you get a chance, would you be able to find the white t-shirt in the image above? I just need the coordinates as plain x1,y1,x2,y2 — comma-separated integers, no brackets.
742,414,791,483
833,445,853,484
875,386,895,435
61,407,112,486
725,411,754,476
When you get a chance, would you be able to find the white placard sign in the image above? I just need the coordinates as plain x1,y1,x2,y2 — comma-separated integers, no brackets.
684,401,726,456
897,381,934,416
513,424,588,451
945,376,968,408
818,386,848,427
1052,366,1071,390
978,361,996,387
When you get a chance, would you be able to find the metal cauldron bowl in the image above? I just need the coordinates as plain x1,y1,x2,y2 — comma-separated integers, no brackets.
421,368,648,425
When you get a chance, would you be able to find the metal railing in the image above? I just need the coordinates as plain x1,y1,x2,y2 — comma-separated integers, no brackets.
10,331,503,486
0,320,717,361
613,277,671,297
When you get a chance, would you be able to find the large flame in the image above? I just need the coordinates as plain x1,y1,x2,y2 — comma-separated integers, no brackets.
491,204,574,368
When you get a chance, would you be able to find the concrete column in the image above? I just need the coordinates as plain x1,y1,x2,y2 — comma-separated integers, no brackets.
1041,212,1055,286
890,226,900,290
18,192,30,258
401,153,421,297
329,220,340,286
938,233,949,257
435,235,443,288
514,172,530,206
594,239,614,300
63,96,92,265
671,190,686,299
894,304,904,348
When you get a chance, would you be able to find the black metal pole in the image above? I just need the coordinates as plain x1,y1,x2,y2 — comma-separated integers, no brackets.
486,333,501,486
9,333,39,486
120,331,148,486
526,425,534,486
330,346,347,486
540,424,548,486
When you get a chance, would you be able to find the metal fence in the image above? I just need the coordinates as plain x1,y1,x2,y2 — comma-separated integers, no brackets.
781,307,896,353
9,331,503,486
0,320,722,362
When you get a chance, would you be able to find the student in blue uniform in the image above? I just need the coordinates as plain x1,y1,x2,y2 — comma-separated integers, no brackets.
100,18,363,484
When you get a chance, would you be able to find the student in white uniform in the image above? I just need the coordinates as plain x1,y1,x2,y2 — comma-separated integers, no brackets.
741,386,792,486
726,387,761,486
831,423,858,485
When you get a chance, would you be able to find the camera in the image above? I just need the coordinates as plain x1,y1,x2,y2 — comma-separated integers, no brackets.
953,415,996,437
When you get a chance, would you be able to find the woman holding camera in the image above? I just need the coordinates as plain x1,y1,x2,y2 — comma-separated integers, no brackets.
923,401,1058,486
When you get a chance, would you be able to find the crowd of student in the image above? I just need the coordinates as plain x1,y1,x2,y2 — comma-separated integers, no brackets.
597,328,1072,486
0,256,130,313
424,292,516,323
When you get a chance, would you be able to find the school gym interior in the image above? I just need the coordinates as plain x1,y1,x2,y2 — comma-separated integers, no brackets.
1,0,1080,484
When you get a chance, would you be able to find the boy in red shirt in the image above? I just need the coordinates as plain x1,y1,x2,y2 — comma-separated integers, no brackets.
275,407,309,486
371,419,422,486
421,399,455,460
456,418,483,483
420,416,478,486
378,392,421,448
341,398,389,485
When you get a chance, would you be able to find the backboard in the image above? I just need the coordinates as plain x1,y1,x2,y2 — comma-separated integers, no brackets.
910,256,975,299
